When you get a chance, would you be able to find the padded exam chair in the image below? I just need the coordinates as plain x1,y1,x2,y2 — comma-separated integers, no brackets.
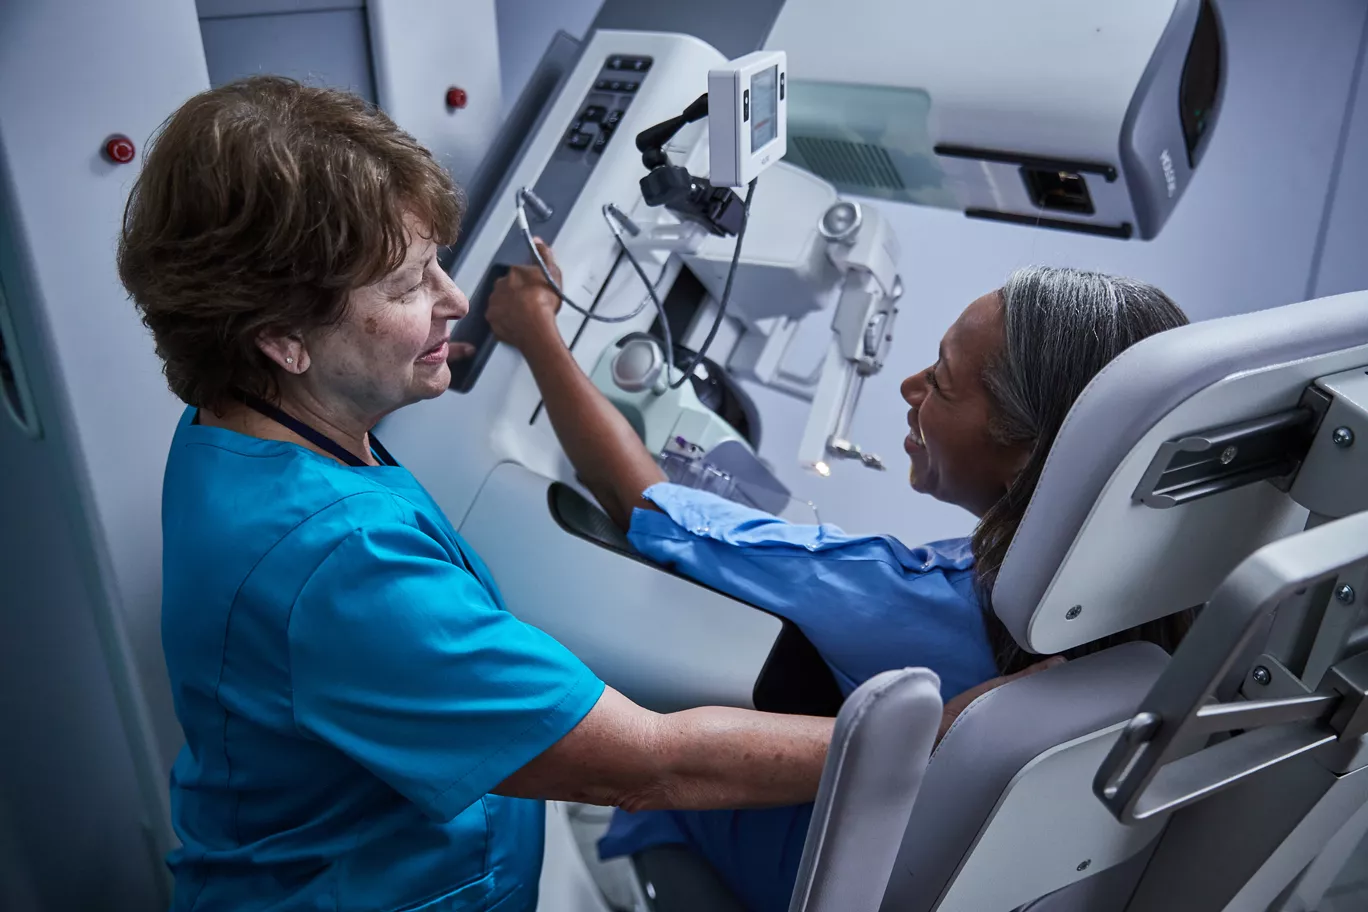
792,289,1368,911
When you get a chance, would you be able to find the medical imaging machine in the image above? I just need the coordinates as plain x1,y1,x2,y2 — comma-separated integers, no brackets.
8,1,1367,910
370,10,1368,910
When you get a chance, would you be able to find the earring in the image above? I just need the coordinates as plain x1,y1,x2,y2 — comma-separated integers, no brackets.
286,357,294,364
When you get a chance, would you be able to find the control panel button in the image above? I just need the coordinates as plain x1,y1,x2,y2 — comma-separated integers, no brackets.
620,81,639,93
566,131,593,150
605,109,624,129
581,105,607,122
606,55,653,72
103,135,136,164
595,79,613,91
592,129,612,153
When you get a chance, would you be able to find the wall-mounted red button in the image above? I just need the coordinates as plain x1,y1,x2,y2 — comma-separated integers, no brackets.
104,135,136,164
445,87,468,110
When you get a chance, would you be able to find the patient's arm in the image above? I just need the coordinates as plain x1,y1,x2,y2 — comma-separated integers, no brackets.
481,240,665,531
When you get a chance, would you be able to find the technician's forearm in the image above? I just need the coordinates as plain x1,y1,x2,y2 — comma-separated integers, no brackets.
625,706,833,812
521,328,665,529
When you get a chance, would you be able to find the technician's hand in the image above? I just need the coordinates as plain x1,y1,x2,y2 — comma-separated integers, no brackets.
485,238,564,353
936,655,1066,746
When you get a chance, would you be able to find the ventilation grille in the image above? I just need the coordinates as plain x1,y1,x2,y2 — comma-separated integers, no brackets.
790,136,907,192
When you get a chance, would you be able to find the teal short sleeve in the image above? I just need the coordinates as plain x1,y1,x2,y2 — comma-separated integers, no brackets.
289,520,605,821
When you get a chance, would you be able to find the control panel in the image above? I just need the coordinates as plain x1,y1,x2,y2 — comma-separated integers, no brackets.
448,55,654,392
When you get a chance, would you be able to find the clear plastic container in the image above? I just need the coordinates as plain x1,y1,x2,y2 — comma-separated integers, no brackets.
658,437,820,524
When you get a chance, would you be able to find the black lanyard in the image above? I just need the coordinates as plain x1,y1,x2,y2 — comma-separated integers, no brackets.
237,392,397,468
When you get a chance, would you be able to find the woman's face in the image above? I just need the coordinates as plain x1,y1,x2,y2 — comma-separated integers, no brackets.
899,292,1030,517
302,213,468,419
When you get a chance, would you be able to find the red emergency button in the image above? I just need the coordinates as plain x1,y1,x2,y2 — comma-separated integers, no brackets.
445,87,468,110
104,135,136,164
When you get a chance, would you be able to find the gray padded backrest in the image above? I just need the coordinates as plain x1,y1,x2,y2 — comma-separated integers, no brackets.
996,290,1368,648
881,642,1169,912
790,668,943,912
1020,839,1159,912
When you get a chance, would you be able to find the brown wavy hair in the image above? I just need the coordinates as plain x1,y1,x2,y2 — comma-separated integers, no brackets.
972,266,1196,675
117,76,464,410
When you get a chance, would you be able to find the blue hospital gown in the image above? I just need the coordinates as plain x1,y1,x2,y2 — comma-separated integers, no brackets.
598,483,998,912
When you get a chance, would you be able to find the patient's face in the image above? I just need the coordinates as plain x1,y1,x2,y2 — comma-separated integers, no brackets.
899,292,1029,517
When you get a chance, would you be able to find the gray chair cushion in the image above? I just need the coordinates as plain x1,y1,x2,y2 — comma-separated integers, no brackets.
996,290,1368,647
881,642,1169,912
790,667,943,912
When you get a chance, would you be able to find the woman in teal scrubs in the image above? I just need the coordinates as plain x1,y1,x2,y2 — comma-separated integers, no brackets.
115,77,1025,912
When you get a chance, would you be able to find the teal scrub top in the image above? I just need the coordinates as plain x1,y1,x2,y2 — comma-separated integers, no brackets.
160,409,605,912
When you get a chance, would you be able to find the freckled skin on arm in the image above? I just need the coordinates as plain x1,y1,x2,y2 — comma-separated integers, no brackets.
496,659,1066,811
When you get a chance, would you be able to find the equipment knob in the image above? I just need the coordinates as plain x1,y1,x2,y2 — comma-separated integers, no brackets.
611,337,665,392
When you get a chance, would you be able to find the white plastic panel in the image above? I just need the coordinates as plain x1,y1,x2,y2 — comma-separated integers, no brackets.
682,161,839,326
0,0,209,775
935,725,1167,912
766,0,1177,161
458,462,783,712
1025,346,1368,654
368,0,504,185
0,2,212,905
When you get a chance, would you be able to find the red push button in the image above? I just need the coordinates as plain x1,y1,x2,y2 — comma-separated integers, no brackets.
445,87,468,110
104,135,136,164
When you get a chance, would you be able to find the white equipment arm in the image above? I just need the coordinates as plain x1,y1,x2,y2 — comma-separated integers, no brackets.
646,164,904,475
800,202,902,473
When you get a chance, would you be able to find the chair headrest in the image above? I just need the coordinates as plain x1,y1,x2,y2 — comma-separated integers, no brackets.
996,290,1368,653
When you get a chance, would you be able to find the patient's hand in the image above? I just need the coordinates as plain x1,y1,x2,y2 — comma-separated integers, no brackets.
486,238,563,353
937,656,1066,745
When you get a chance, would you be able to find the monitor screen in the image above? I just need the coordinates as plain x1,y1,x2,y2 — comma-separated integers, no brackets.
750,65,778,151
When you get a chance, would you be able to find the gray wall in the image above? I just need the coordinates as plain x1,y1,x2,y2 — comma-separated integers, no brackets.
198,0,378,101
1311,11,1368,300
495,0,601,113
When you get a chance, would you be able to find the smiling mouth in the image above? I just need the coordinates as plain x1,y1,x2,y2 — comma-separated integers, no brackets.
416,340,449,364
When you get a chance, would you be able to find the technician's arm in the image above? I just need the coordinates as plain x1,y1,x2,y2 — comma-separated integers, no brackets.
497,657,1063,810
483,240,665,531
496,686,831,811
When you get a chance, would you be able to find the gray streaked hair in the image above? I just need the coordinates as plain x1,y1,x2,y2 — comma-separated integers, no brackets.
972,266,1191,674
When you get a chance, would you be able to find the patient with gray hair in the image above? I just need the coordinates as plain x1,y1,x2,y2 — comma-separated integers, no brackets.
485,259,1197,911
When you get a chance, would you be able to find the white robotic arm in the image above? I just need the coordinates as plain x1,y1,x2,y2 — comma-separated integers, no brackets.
658,172,904,476
802,200,902,473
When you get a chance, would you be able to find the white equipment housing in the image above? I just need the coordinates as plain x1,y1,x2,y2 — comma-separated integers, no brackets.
766,0,1225,239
